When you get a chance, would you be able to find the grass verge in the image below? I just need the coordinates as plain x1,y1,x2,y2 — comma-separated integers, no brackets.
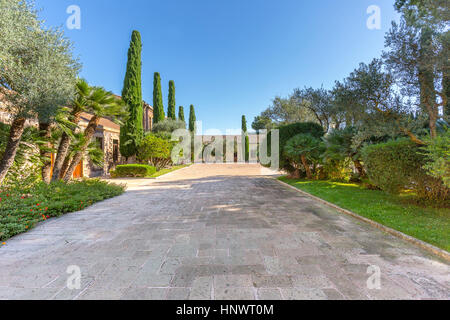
279,177,450,251
0,179,125,242
150,165,190,178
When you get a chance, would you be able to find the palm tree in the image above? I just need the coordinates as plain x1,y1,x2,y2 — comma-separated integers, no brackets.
51,79,91,181
62,86,125,182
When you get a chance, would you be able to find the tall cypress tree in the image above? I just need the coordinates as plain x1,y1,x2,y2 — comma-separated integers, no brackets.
189,105,196,133
444,76,450,118
178,106,185,122
120,30,143,159
153,72,165,123
242,115,249,162
168,80,176,120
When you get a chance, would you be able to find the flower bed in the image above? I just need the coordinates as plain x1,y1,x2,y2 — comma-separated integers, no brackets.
0,179,125,242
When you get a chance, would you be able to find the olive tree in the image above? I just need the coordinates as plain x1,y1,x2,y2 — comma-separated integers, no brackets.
0,0,79,184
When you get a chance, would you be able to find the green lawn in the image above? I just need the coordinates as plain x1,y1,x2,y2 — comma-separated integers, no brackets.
279,177,450,251
149,165,190,178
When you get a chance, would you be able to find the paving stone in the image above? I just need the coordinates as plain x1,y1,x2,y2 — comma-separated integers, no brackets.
189,276,213,300
252,275,293,288
0,164,448,300
214,287,256,300
121,288,168,300
281,288,327,300
167,288,190,300
214,275,253,290
257,288,283,300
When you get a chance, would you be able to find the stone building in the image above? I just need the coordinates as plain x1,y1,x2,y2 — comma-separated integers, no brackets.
0,90,154,178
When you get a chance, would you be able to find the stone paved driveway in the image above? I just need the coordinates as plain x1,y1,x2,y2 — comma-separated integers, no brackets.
0,164,449,300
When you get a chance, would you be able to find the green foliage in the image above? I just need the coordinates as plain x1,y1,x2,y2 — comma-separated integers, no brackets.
267,122,324,173
178,106,185,122
0,123,42,190
137,134,172,169
323,127,359,162
152,119,187,137
421,128,450,188
252,115,273,132
189,105,196,133
120,30,143,158
111,164,157,178
362,138,448,203
0,179,125,241
0,0,80,121
168,81,176,120
242,116,249,162
285,133,325,178
153,72,165,124
323,127,366,179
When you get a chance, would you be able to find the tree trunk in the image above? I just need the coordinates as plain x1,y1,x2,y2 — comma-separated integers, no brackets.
59,155,71,180
353,159,365,177
419,27,437,139
63,116,100,182
444,61,450,118
301,155,312,179
51,112,82,182
39,122,53,184
0,117,26,185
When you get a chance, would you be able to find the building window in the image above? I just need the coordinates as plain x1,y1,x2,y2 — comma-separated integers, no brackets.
96,137,104,150
113,139,119,163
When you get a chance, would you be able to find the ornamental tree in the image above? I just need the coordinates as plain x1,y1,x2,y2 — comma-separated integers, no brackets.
189,105,196,133
168,80,176,120
178,106,185,123
119,30,143,159
0,0,79,185
153,72,165,124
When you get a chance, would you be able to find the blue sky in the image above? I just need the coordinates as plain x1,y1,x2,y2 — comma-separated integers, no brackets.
36,0,399,133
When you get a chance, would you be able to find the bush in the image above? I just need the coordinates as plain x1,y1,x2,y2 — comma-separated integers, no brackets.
152,119,186,136
111,164,157,178
420,128,450,188
265,122,324,173
285,133,324,179
137,134,173,169
0,179,125,241
362,138,449,203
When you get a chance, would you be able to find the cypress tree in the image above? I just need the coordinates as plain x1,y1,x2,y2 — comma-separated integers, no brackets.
178,106,185,122
242,115,249,162
189,105,196,133
120,30,143,159
444,76,450,118
153,72,165,123
168,80,176,120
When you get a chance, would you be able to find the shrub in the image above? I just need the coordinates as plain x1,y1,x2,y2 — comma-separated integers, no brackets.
0,179,125,241
285,134,324,179
265,122,324,174
111,164,157,178
137,134,173,169
420,128,450,188
362,138,449,203
152,119,186,136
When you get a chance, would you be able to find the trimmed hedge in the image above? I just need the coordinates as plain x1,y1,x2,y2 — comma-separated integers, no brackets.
362,138,449,203
111,164,157,178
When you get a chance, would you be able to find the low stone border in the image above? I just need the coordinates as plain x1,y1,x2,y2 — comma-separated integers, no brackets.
274,178,450,262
